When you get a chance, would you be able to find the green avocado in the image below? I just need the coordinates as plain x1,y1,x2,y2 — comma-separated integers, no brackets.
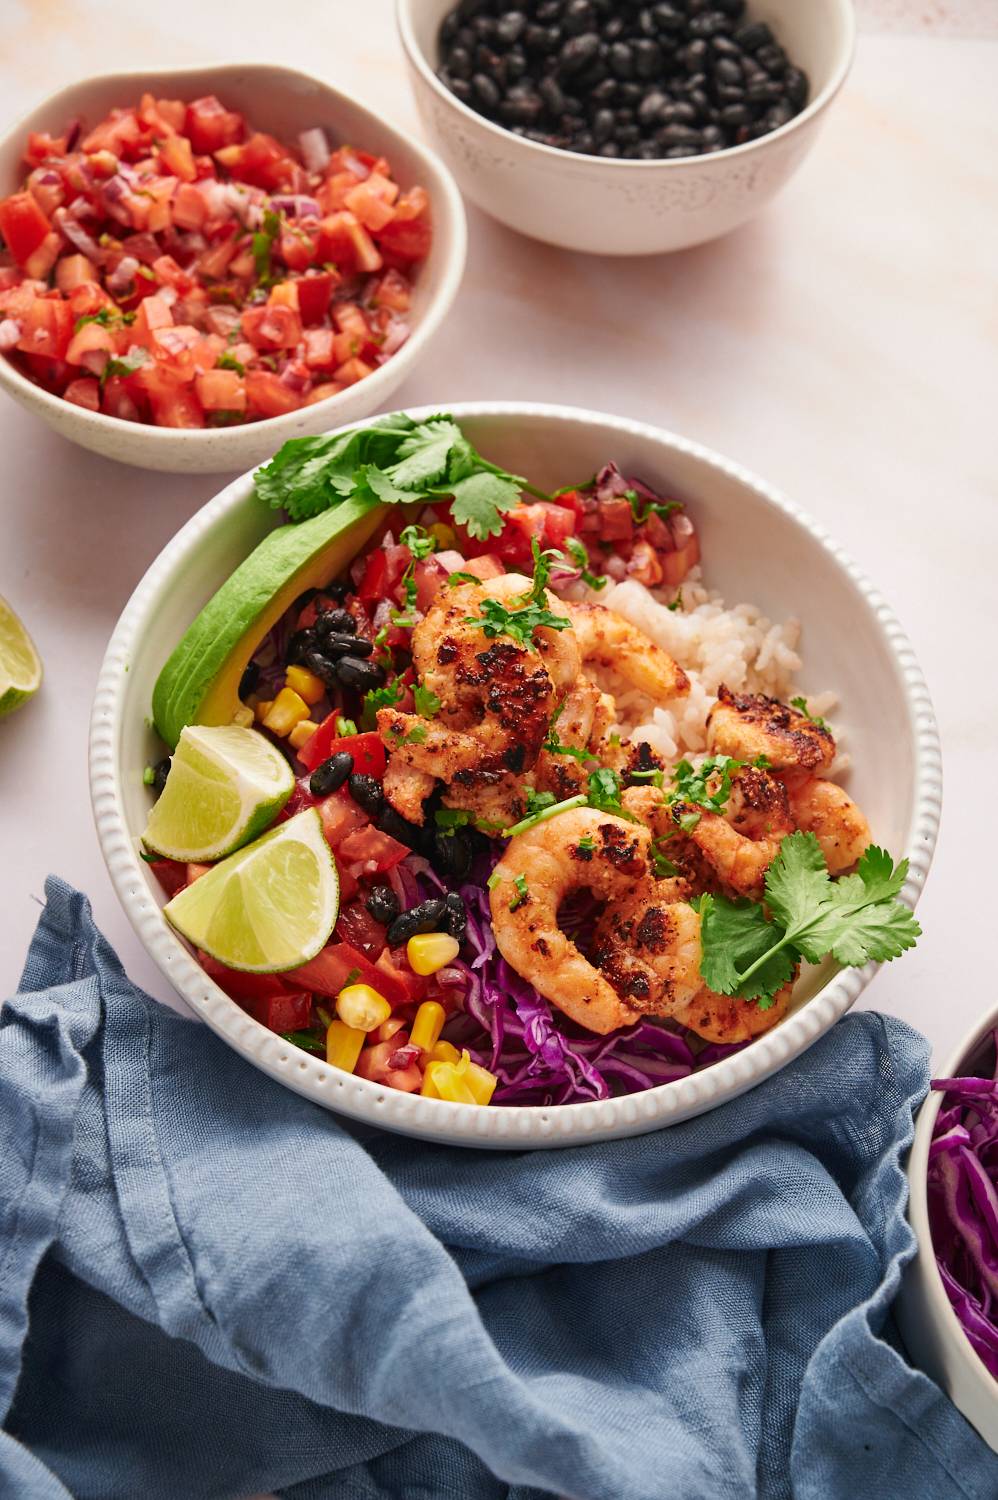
152,494,385,749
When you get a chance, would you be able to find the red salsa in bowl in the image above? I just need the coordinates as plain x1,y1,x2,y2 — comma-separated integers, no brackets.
0,93,431,428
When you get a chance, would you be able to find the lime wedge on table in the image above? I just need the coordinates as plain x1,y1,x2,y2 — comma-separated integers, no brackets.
164,808,339,973
0,597,42,718
142,724,295,862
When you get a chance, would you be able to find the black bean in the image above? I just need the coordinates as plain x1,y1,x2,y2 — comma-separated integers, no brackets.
652,2,686,32
657,122,701,145
734,20,772,51
637,141,661,158
315,608,357,637
506,49,528,80
495,9,526,43
447,44,474,79
593,107,616,142
286,628,317,666
366,884,401,926
447,76,473,102
376,804,430,854
386,899,447,949
616,123,640,144
710,33,741,56
471,72,501,107
715,0,745,14
536,0,562,20
525,22,559,51
719,101,750,125
151,757,171,797
475,43,505,77
700,123,724,145
309,751,354,798
336,656,385,690
664,143,699,157
558,31,600,73
745,78,781,103
470,15,497,41
633,39,663,78
609,41,635,78
638,88,669,124
598,140,621,156
500,87,544,124
590,76,618,104
713,56,742,86
689,9,730,38
665,100,697,122
239,661,260,698
618,80,644,104
784,66,809,105
539,75,567,113
572,130,596,152
765,100,795,129
432,829,474,884
686,85,711,113
442,890,469,939
756,43,788,75
303,650,340,688
602,16,625,40
682,38,708,71
348,773,385,813
562,0,594,34
441,10,460,41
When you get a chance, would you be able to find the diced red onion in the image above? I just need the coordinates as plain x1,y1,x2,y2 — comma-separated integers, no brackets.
54,208,102,262
80,349,108,375
157,285,179,308
66,195,96,220
340,149,370,180
35,169,62,187
279,364,310,393
176,230,207,255
101,176,133,225
380,318,410,356
0,319,21,352
298,127,330,174
120,232,161,265
270,194,320,219
388,1044,420,1071
106,255,139,296
205,305,241,337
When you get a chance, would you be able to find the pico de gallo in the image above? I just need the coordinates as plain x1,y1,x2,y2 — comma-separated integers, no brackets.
0,94,430,426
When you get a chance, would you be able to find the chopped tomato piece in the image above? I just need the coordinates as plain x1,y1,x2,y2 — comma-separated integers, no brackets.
372,268,411,312
296,269,337,325
55,254,98,293
25,131,69,168
317,793,369,848
285,940,408,1008
16,298,73,361
185,96,245,154
378,212,432,266
171,181,209,230
336,902,389,955
0,192,52,265
195,367,246,411
63,376,100,411
344,181,395,231
245,369,302,418
337,826,408,872
241,989,312,1032
64,319,117,366
132,293,174,345
333,355,375,387
374,947,429,1005
299,723,387,777
148,857,188,898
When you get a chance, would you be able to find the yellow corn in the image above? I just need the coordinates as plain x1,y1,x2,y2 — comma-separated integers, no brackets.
428,1039,460,1064
288,719,318,751
326,1019,366,1074
231,705,255,728
410,1000,446,1052
407,932,460,976
335,983,391,1033
429,521,456,549
422,1060,477,1104
263,687,310,737
254,698,274,723
464,1057,498,1106
286,664,325,706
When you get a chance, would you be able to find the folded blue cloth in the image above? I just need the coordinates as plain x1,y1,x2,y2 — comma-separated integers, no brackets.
1,880,995,1500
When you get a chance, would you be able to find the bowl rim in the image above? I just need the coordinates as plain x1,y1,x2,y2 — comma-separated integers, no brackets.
395,0,857,173
906,1001,998,1396
0,61,468,454
89,399,941,1148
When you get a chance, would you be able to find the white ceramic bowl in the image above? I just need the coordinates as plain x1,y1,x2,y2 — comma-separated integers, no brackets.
0,64,467,473
90,402,940,1148
397,0,855,256
897,1007,998,1450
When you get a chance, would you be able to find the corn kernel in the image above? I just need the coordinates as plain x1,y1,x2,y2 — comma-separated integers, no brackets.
429,521,457,550
263,687,310,737
254,698,274,723
326,1018,365,1074
407,932,460,976
288,719,318,751
464,1058,498,1106
336,983,391,1033
286,664,325,706
231,705,255,728
422,1060,476,1104
428,1039,460,1064
420,1070,441,1099
410,1000,446,1052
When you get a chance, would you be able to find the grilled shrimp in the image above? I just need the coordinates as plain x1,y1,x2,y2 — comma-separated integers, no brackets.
782,774,871,874
379,574,579,823
669,980,795,1046
706,684,835,773
530,678,617,803
489,807,660,1034
563,600,690,703
590,885,703,1020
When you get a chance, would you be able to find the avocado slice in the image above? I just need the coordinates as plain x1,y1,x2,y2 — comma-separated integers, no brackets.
152,494,385,749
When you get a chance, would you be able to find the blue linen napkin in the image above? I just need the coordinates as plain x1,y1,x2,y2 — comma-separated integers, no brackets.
1,880,995,1500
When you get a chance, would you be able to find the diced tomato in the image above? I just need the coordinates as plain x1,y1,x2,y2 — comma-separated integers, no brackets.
392,186,429,222
285,940,408,1008
0,192,52,266
55,254,98,293
305,381,344,405
316,793,370,848
24,232,62,281
64,319,117,367
552,488,585,523
151,254,193,292
101,375,141,421
138,367,205,427
333,355,375,387
300,722,387,777
185,96,245,155
197,236,239,281
344,180,395,231
241,990,312,1032
317,211,382,274
27,167,65,219
413,556,449,613
132,293,174,345
337,826,409,873
461,553,506,580
195,367,246,411
296,269,337,325
64,376,100,411
374,947,429,1005
217,132,295,191
148,857,187,898
240,302,301,350
16,297,73,361
597,496,635,542
372,267,411,312
356,1041,422,1091
279,225,319,272
156,132,196,182
24,131,69,168
172,181,209,231
302,327,335,370
378,212,432,266
245,369,302,418
336,901,389,956
67,281,114,321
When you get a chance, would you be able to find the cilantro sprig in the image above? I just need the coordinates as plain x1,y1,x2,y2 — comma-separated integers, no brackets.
696,833,920,1004
256,414,550,540
625,486,681,526
467,539,571,651
791,696,829,731
501,768,631,838
252,208,281,286
564,536,607,591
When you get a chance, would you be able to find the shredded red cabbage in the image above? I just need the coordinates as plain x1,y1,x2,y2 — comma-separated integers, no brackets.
929,1036,998,1379
408,852,743,1107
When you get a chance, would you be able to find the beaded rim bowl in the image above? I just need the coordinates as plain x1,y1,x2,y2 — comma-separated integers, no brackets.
90,402,941,1147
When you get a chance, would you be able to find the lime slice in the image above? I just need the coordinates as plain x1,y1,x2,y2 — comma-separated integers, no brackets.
164,808,339,972
0,597,42,719
143,724,295,862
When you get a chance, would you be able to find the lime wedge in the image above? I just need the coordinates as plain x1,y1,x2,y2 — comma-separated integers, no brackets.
164,808,339,972
143,724,295,862
0,597,42,719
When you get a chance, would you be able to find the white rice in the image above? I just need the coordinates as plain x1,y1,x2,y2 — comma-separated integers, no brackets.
579,567,839,765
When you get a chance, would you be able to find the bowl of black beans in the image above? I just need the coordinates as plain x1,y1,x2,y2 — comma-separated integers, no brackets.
396,0,855,254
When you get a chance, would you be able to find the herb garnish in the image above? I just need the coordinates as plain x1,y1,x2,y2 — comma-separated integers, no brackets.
696,833,920,1004
360,677,404,730
467,540,571,651
565,536,607,591
508,873,530,911
255,414,550,540
501,767,632,838
335,716,358,737
251,208,281,286
217,351,246,375
279,1031,325,1056
625,487,682,526
524,788,557,818
100,346,149,388
667,590,683,613
791,696,829,731
392,523,436,626
74,306,135,333
434,807,473,835
413,684,441,718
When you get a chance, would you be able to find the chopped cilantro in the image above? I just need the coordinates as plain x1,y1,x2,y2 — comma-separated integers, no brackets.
216,352,246,375
251,208,281,286
403,724,428,745
577,835,596,853
468,539,571,652
446,571,481,587
670,756,742,817
667,590,683,613
565,535,607,591
791,696,829,731
487,869,502,891
206,410,246,427
74,306,135,333
434,807,473,836
586,767,631,817
360,677,404,730
399,522,436,561
509,873,530,911
525,788,557,818
651,841,679,878
279,1031,325,1056
413,684,441,718
625,486,682,526
100,347,149,389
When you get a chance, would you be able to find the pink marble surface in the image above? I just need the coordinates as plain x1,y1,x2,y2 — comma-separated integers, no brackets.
1,2,996,1087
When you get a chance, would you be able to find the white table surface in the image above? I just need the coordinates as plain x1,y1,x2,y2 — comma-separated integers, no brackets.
1,1,996,1075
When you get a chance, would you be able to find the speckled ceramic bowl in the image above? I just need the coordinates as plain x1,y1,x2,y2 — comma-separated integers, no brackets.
90,402,940,1147
0,64,466,473
397,0,855,255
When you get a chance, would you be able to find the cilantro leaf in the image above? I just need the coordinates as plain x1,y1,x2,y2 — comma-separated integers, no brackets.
400,523,436,561
509,873,530,911
100,346,149,389
255,415,418,519
447,470,522,540
586,767,626,814
763,830,831,935
360,677,404,730
435,807,472,835
525,788,557,818
387,419,463,488
696,893,799,1004
252,208,281,285
216,352,246,375
625,487,682,526
790,696,829,731
413,684,441,718
565,535,607,591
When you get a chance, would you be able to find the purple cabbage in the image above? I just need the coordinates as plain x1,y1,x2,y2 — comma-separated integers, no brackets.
929,1033,998,1379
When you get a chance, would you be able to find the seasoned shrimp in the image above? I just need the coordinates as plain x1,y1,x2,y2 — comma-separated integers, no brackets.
670,979,795,1045
590,885,703,1020
706,684,835,773
530,678,616,803
782,774,871,874
563,600,689,703
489,807,657,1034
